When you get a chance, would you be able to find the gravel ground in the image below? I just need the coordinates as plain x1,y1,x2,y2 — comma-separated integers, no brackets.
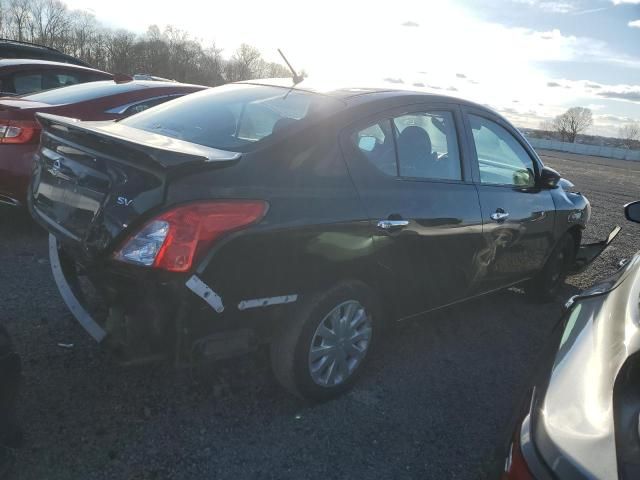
1,150,639,480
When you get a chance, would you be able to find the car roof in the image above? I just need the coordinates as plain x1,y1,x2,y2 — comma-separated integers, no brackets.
10,80,205,107
239,77,498,112
0,39,91,67
0,58,109,73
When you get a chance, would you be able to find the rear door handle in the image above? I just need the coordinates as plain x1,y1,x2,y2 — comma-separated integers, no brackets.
490,209,509,222
377,219,409,231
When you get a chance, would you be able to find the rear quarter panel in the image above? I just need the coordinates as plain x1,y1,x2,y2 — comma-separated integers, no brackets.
165,120,382,319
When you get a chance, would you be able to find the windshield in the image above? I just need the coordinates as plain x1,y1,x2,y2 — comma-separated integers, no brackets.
23,81,147,105
120,83,343,151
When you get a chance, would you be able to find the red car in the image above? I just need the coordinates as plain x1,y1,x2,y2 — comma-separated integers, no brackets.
0,59,112,96
0,79,206,207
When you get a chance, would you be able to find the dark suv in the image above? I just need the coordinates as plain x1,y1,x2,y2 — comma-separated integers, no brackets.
29,80,598,400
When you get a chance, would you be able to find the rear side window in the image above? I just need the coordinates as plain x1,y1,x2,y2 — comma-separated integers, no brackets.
352,110,462,181
352,120,397,176
393,111,461,180
47,72,81,89
468,114,535,187
121,84,343,151
13,73,42,94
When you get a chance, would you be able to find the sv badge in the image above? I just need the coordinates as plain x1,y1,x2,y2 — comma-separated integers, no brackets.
116,196,134,207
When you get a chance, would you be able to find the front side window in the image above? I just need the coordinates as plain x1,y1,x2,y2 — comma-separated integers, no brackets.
468,114,536,187
352,110,462,181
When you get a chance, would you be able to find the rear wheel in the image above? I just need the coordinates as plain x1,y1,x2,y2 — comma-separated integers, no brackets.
270,281,381,401
526,233,576,302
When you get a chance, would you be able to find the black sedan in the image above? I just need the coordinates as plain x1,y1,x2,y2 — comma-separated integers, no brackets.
502,202,639,479
28,79,600,400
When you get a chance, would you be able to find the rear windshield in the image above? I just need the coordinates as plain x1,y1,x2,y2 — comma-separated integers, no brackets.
22,80,147,105
120,83,343,151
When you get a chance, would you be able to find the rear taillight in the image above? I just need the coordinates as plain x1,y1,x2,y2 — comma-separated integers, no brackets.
114,200,268,272
0,120,40,144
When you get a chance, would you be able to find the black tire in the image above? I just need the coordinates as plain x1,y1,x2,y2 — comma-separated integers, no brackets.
270,280,382,401
526,233,576,302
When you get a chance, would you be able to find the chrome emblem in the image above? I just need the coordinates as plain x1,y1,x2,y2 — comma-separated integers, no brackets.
47,158,71,181
116,196,134,207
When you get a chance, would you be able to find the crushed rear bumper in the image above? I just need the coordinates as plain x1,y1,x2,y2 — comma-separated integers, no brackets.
49,234,107,342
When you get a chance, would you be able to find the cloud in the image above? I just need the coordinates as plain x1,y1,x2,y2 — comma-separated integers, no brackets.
413,82,425,87
401,21,419,27
595,114,638,124
383,77,404,84
612,0,640,4
446,86,458,91
547,81,562,87
456,73,467,78
586,83,602,89
629,20,640,28
597,88,640,102
572,7,608,15
513,1,576,13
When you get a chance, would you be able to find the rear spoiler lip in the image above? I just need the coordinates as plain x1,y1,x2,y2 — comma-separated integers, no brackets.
35,112,241,168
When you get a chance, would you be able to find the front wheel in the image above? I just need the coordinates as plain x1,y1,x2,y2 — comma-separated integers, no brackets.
526,233,576,302
270,281,381,401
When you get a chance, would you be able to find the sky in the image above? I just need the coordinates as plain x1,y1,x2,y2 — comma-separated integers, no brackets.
64,0,640,137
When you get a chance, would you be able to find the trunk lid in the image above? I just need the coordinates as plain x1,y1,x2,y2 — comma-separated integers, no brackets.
29,113,241,259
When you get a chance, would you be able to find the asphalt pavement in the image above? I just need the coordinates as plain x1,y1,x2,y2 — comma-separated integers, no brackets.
1,150,639,480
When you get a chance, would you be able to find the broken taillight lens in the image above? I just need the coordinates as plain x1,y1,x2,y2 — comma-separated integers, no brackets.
114,200,268,272
0,120,41,144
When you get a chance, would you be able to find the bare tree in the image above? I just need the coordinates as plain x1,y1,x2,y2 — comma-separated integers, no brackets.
227,43,262,82
619,122,640,149
7,0,32,42
0,0,289,85
539,119,554,132
552,107,593,143
30,0,70,49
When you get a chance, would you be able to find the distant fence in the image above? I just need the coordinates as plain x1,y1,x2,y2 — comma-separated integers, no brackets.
526,137,640,162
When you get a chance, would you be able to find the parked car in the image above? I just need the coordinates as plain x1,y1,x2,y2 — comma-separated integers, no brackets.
28,79,608,400
0,38,91,67
501,203,638,480
0,59,112,97
0,79,206,207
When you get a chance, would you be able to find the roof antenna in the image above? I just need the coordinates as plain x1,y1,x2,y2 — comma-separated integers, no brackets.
278,49,304,85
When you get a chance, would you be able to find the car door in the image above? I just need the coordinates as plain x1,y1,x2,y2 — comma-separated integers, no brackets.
462,109,556,292
341,103,485,318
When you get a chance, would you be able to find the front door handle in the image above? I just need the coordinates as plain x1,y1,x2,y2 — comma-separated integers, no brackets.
377,219,409,231
490,208,510,222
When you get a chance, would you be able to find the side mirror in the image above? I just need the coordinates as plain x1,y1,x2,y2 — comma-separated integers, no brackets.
625,201,640,224
538,166,561,189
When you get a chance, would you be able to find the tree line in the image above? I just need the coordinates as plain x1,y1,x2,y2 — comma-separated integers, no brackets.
0,0,291,85
540,106,639,148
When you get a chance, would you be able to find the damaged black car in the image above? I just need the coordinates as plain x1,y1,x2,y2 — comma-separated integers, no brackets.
28,80,610,400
